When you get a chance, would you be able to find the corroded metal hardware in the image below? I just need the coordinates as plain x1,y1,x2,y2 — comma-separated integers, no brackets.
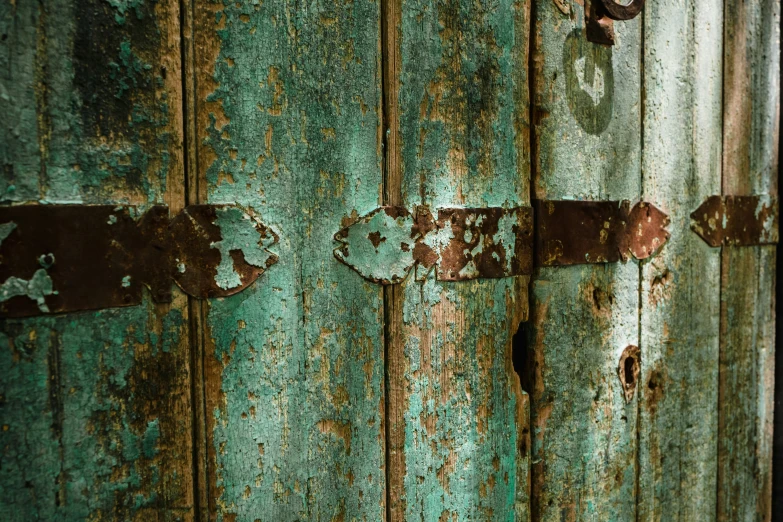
585,0,644,46
334,206,534,284
335,201,670,285
0,205,277,318
691,195,779,247
535,200,670,266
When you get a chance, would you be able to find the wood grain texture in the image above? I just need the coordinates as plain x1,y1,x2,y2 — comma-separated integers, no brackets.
385,0,530,519
529,0,641,519
0,1,193,520
719,0,780,519
637,0,724,519
190,1,386,519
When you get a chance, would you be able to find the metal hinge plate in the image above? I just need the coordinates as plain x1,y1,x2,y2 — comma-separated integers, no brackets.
1,199,677,317
691,195,779,247
0,205,277,318
335,200,670,285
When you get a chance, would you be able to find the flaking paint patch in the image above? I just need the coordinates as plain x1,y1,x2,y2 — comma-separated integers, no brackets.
0,301,190,519
400,278,522,519
109,39,152,99
494,212,518,273
334,208,416,284
392,0,529,516
0,222,16,246
0,269,55,312
105,0,145,25
1,0,190,518
197,0,385,518
210,206,276,290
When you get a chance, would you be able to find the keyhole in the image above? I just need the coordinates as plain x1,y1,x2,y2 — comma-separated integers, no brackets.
618,345,640,403
624,356,635,386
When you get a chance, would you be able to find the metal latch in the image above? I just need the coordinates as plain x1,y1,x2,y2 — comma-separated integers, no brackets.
0,205,277,318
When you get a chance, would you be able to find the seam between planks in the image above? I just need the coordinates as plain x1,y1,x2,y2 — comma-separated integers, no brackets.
380,0,402,519
635,5,646,522
180,0,209,519
527,0,542,517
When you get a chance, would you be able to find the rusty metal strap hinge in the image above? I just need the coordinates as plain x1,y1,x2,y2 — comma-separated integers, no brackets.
690,195,779,247
0,205,277,318
334,200,671,285
3,195,770,318
1,199,676,317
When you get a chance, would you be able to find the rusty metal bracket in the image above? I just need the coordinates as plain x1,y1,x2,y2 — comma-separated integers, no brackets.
535,200,670,266
585,0,644,46
690,195,779,247
0,205,277,318
334,200,670,285
334,206,534,284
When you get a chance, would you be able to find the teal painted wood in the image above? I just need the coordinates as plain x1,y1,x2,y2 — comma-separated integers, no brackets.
385,1,530,519
0,1,193,521
637,0,723,518
515,390,531,522
719,0,780,519
191,1,386,520
529,1,641,519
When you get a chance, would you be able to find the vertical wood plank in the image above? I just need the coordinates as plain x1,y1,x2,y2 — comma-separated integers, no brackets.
191,1,386,519
385,1,531,518
638,0,724,518
719,0,780,519
529,1,641,519
0,1,193,520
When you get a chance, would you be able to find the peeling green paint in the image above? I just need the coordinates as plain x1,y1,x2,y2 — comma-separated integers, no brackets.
637,0,723,517
210,207,276,290
0,0,777,519
530,0,641,518
0,0,191,520
0,269,55,313
110,39,152,99
1,303,192,520
105,0,145,25
0,223,15,246
389,0,530,518
335,209,417,284
0,0,174,206
195,0,385,519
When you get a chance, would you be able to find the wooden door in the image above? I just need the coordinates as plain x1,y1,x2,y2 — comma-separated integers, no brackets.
0,0,778,521
0,1,193,520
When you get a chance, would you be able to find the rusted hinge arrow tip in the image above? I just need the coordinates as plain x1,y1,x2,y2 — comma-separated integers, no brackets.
535,200,670,266
335,200,670,284
690,195,778,247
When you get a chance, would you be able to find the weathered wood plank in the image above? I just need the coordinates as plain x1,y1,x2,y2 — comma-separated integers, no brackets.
529,1,641,519
385,0,530,518
0,1,193,520
191,1,386,519
637,0,723,519
719,0,780,519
